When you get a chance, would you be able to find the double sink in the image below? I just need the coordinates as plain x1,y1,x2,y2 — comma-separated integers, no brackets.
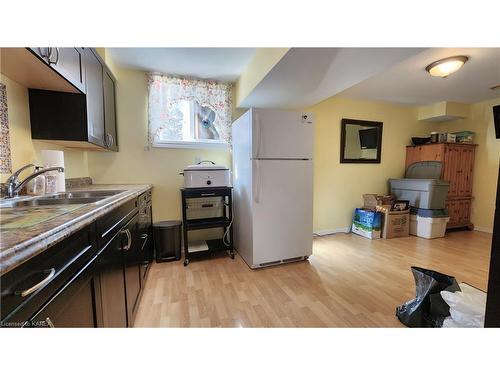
0,190,125,209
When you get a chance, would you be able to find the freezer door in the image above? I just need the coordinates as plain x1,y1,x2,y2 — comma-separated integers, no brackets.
251,159,313,266
252,109,313,160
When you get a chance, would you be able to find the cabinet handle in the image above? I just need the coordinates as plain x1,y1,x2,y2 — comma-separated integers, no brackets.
122,229,132,251
141,234,148,240
19,268,56,297
45,317,55,328
49,47,60,65
201,193,215,197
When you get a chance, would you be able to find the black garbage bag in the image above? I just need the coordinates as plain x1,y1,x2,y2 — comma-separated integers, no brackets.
396,266,460,327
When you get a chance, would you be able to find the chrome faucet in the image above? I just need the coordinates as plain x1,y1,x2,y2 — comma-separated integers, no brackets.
5,164,65,199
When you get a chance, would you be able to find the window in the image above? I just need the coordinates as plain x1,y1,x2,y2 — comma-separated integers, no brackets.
147,74,233,148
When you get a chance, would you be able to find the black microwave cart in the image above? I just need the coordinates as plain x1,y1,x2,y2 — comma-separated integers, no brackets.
180,187,234,266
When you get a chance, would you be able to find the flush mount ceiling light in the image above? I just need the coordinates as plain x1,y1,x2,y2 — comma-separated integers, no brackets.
425,55,469,78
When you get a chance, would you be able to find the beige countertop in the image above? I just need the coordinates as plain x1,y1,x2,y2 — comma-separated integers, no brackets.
0,184,152,276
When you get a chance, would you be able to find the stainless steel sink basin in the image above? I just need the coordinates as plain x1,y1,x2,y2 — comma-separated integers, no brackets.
0,190,125,209
1,197,105,208
47,190,125,199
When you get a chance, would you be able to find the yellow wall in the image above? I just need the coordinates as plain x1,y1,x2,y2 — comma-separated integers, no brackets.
309,96,434,233
435,97,500,232
86,64,231,222
0,74,89,183
235,48,289,107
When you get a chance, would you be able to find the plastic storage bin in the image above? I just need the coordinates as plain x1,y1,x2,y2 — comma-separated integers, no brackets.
410,215,449,239
153,221,182,262
389,161,450,209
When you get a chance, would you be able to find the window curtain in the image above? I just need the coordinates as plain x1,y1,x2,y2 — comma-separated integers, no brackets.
147,73,233,145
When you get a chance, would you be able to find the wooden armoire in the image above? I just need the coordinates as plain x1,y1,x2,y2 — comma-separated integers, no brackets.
405,143,476,229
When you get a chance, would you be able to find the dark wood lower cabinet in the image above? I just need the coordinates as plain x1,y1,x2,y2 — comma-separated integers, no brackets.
29,253,99,328
97,231,128,328
122,215,142,327
0,190,153,329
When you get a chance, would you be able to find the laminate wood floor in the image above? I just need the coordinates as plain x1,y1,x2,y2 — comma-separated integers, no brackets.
134,230,492,327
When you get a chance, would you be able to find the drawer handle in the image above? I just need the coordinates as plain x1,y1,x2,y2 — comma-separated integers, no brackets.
122,229,132,251
201,193,215,196
19,268,56,298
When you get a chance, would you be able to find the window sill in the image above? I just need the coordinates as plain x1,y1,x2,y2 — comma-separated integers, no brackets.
152,140,229,150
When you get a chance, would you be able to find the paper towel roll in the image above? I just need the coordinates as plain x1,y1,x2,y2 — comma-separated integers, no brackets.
41,150,65,193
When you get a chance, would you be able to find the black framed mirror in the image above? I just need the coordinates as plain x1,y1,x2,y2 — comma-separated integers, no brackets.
340,118,383,163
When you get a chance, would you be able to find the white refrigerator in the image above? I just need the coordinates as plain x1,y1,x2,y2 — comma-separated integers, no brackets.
232,108,314,269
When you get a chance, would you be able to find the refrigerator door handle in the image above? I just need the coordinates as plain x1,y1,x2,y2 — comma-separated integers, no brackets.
255,113,262,158
255,159,261,204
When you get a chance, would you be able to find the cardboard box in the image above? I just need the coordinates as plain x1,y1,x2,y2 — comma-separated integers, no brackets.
377,206,410,239
351,208,382,240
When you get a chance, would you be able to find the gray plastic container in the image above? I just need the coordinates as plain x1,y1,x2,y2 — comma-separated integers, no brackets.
389,161,450,209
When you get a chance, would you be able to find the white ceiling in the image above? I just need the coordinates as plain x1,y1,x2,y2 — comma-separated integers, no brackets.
239,48,426,108
338,48,500,105
107,48,257,82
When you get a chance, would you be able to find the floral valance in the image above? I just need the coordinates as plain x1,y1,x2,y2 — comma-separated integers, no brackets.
147,73,233,145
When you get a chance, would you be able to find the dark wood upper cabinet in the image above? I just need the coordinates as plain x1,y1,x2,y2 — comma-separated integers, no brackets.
28,48,118,151
85,48,106,148
28,48,86,93
103,67,118,151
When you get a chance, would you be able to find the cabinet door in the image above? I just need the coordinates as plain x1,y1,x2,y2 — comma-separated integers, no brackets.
446,200,460,227
103,67,118,151
420,144,444,162
50,48,86,93
460,147,475,196
29,47,51,63
97,232,128,328
28,48,85,93
405,146,421,170
29,254,98,328
84,48,105,147
443,145,460,197
122,215,142,326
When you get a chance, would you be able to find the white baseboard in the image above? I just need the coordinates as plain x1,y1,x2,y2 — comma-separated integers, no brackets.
313,227,351,236
474,226,493,234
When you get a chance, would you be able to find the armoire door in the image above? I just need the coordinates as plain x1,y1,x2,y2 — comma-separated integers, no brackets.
420,144,444,162
459,146,475,196
443,145,461,197
405,146,421,170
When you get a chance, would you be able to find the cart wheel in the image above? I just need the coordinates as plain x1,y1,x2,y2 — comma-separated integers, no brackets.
184,259,189,267
304,256,309,260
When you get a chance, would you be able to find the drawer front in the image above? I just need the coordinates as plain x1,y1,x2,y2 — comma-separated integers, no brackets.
97,198,138,246
1,223,96,325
